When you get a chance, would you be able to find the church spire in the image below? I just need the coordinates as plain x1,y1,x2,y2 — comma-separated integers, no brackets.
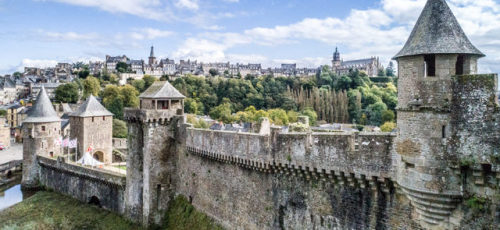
150,45,155,58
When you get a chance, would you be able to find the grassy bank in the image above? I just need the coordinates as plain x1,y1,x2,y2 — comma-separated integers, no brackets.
0,191,141,230
0,191,224,230
163,195,223,230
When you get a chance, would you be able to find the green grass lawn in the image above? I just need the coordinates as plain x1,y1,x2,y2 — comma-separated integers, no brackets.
0,191,142,230
0,191,223,230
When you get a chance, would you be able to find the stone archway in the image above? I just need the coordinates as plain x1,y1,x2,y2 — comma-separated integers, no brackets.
88,196,101,208
93,151,104,162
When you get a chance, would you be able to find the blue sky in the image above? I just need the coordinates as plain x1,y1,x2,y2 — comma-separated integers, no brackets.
0,0,499,75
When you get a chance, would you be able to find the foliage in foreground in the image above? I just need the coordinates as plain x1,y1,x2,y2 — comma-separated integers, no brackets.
0,191,141,230
163,195,224,230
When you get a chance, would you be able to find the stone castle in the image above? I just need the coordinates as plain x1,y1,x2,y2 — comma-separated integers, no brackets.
21,0,499,229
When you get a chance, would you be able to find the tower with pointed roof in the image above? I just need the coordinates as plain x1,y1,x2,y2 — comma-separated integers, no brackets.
148,46,157,66
393,0,489,228
123,81,185,226
332,47,341,67
69,95,114,163
22,87,61,188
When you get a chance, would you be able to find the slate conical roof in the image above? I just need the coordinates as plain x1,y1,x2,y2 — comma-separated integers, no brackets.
139,81,185,99
24,87,60,123
394,0,484,59
70,95,114,117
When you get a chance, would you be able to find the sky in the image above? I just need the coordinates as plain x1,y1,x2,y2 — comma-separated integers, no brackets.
0,0,499,75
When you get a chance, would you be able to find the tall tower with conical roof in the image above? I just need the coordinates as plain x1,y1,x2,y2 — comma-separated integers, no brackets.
394,0,485,227
22,87,61,189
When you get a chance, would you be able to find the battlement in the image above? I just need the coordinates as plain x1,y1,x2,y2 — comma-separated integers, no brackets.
124,108,183,123
185,128,395,192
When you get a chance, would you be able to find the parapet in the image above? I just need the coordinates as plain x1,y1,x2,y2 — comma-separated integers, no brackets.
124,108,183,123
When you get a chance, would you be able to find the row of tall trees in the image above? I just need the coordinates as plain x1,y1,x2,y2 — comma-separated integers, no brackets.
288,87,349,124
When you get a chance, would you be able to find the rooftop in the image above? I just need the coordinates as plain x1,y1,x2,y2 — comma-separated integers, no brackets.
70,95,114,117
394,0,484,59
140,81,185,99
24,87,60,123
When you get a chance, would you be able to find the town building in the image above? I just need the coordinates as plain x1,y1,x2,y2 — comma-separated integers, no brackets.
30,83,61,99
331,47,382,77
69,95,114,163
105,55,129,73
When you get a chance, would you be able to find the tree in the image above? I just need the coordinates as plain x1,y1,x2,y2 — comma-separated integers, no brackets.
268,109,289,125
143,75,157,89
209,69,218,77
380,122,396,132
378,68,385,77
13,72,22,78
386,62,395,77
381,110,395,123
365,102,388,126
116,62,131,73
82,76,100,98
108,97,124,119
0,110,7,116
78,67,90,79
300,108,317,126
131,79,145,92
55,83,79,103
112,119,128,138
120,84,140,108
209,103,234,123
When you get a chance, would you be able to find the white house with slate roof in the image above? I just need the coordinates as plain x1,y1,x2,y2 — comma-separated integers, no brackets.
69,95,114,163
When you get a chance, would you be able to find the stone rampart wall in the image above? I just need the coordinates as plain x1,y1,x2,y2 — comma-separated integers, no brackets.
38,156,126,214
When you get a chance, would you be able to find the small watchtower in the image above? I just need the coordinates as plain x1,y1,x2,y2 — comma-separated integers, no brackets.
123,81,185,225
22,87,61,188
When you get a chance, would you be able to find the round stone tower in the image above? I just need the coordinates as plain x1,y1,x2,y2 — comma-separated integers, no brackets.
393,0,485,227
22,86,61,189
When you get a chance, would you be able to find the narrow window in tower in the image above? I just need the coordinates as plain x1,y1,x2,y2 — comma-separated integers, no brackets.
41,126,46,131
92,117,94,122
456,55,465,75
156,184,161,210
424,54,436,77
442,125,447,138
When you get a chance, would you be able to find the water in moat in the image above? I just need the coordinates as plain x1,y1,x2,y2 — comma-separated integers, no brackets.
0,178,36,211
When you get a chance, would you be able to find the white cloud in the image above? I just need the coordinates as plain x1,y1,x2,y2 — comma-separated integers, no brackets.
223,0,239,2
175,0,199,11
41,0,172,21
18,59,58,71
130,28,174,40
171,0,500,73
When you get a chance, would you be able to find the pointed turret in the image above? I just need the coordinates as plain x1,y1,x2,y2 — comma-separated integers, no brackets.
394,0,484,59
71,95,113,117
24,86,60,123
333,47,340,62
150,45,155,58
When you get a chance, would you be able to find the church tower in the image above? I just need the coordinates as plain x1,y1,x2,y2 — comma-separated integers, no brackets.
22,87,61,189
148,46,157,66
332,47,341,70
393,0,484,228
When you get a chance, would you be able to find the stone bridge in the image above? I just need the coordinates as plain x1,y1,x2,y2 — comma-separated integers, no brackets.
37,156,126,214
